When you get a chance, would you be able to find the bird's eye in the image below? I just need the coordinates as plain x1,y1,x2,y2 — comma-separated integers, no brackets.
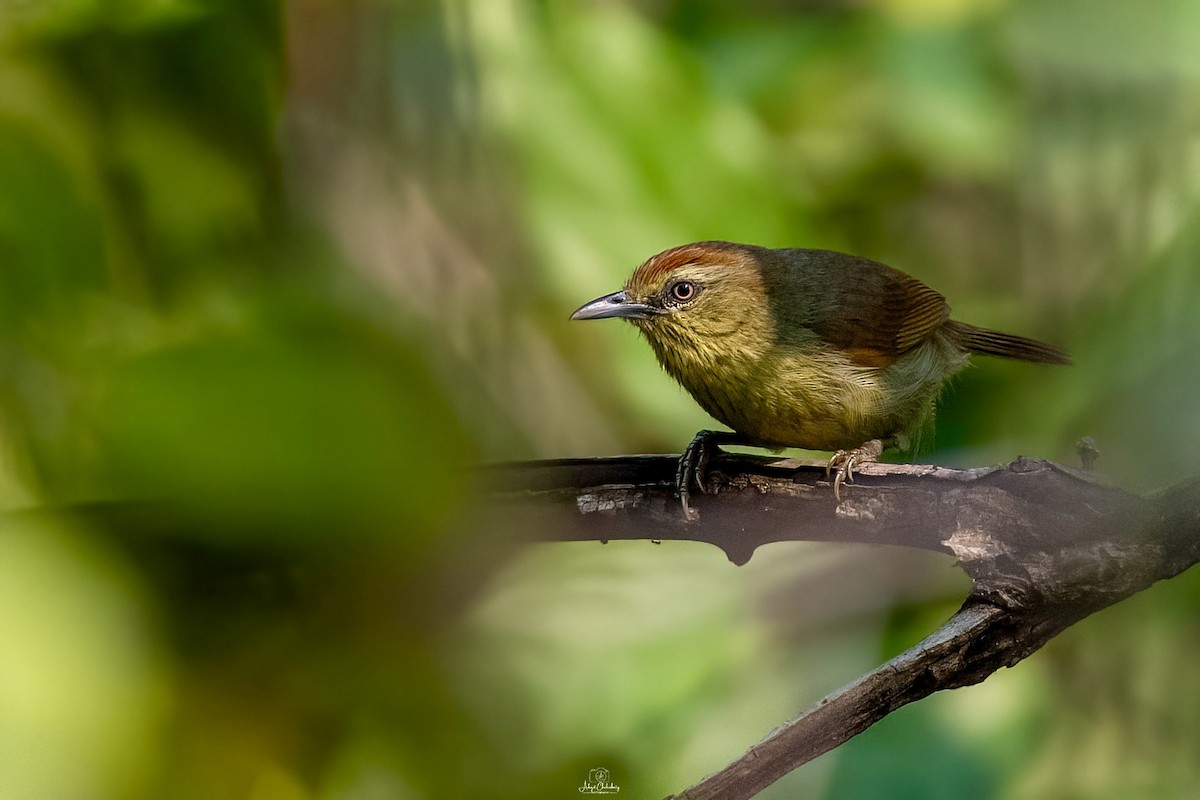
669,281,698,303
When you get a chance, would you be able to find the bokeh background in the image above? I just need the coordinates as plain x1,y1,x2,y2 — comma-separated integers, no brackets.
2,1,1200,798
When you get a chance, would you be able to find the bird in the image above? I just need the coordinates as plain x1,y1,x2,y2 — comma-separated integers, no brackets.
570,241,1070,514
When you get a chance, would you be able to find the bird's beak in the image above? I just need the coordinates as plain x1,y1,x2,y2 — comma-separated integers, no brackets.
570,290,659,321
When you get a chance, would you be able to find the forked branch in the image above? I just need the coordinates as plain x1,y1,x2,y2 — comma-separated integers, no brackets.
486,454,1200,799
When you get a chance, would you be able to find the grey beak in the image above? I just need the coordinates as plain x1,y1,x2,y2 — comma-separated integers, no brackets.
570,290,660,321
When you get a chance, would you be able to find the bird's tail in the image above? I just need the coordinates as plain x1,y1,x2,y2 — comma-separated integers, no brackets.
944,320,1072,365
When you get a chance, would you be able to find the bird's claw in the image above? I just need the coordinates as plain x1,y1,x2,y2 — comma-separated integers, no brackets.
826,440,885,501
676,430,732,518
693,436,717,494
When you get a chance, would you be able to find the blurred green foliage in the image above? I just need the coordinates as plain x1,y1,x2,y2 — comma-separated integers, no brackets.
2,0,1200,798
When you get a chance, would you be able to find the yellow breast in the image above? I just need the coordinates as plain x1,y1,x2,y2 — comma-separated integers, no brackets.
646,326,958,451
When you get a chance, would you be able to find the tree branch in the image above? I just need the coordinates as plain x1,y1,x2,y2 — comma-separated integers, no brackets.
485,454,1200,799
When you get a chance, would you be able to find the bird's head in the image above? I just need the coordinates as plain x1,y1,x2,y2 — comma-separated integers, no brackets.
570,242,775,362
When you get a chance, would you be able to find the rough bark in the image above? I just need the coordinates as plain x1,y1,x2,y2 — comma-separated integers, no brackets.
485,454,1200,799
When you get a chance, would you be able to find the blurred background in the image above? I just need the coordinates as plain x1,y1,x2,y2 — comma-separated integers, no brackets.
2,0,1199,798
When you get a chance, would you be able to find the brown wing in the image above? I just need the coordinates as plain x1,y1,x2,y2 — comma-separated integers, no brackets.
784,250,950,369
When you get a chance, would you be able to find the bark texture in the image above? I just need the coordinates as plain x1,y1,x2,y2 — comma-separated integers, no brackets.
486,454,1200,799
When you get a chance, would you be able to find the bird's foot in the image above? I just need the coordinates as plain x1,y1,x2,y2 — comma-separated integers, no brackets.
676,430,743,518
825,439,885,501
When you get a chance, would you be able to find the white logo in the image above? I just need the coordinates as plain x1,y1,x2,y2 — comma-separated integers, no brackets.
578,767,620,794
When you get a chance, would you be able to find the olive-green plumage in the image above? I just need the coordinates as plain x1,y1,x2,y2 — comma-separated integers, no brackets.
572,240,1070,455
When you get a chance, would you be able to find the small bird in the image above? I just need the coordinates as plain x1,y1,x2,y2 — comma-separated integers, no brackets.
571,241,1070,513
